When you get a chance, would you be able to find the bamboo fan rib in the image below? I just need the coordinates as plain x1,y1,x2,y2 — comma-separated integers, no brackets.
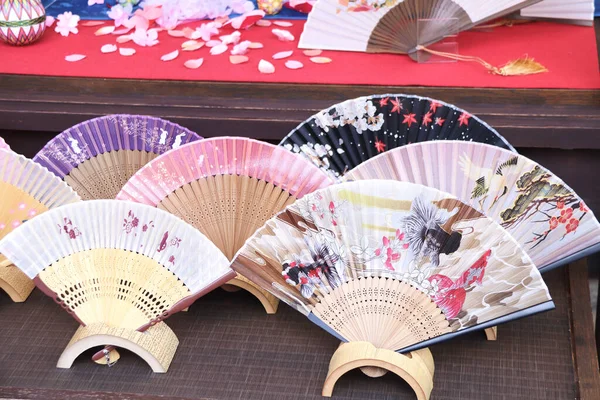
33,115,202,200
0,200,233,328
232,180,553,352
279,94,515,180
345,141,600,272
299,0,542,54
0,149,81,302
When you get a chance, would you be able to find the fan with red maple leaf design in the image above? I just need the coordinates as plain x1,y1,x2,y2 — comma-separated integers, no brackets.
279,94,515,180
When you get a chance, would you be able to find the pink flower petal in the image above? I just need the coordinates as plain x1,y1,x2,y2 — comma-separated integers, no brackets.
161,50,179,62
112,27,132,35
272,29,295,42
230,55,249,65
273,21,293,27
119,47,136,56
45,15,55,27
184,58,204,69
182,43,205,52
210,44,228,56
206,40,222,48
101,44,117,53
256,20,271,27
135,5,162,21
168,30,185,38
303,49,322,57
65,54,86,62
285,60,304,70
183,27,202,40
81,21,105,27
310,56,332,64
248,42,263,49
273,50,293,60
94,25,115,36
258,59,275,74
116,35,132,43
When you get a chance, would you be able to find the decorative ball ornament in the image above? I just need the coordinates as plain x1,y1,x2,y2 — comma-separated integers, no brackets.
0,0,46,46
258,0,284,15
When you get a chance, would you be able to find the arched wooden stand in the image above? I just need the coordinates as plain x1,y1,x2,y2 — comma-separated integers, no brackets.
0,262,35,302
484,327,498,341
57,322,179,373
323,342,434,399
224,275,279,314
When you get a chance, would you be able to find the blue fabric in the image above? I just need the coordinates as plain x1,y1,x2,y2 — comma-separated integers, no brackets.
595,0,599,16
42,0,308,20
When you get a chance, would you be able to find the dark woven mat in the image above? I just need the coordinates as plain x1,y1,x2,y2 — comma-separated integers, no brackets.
0,268,575,400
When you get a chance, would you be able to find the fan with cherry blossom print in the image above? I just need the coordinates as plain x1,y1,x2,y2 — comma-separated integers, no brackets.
0,200,233,373
346,141,600,272
231,180,553,397
117,137,334,314
33,114,202,200
279,94,515,180
0,136,10,151
0,148,81,303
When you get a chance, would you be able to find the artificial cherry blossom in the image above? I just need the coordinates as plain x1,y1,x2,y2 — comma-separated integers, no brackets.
196,22,219,41
220,31,241,45
55,12,80,37
107,4,133,27
130,28,159,47
231,40,251,55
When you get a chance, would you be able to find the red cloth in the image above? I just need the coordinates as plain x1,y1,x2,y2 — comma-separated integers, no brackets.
1,20,598,89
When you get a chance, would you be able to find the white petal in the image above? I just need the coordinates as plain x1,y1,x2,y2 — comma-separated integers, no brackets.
206,40,222,47
256,20,271,27
184,58,204,69
119,48,136,56
272,29,295,42
210,44,228,55
303,49,322,57
100,44,117,54
94,26,115,36
168,30,185,37
161,50,179,61
248,42,263,49
273,21,293,27
285,60,303,70
310,57,332,64
273,50,293,60
258,59,275,74
65,54,86,62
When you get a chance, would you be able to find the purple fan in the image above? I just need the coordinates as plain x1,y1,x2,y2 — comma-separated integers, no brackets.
33,115,202,200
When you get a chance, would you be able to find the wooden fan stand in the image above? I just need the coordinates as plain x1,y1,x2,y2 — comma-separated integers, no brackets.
323,342,435,399
0,260,35,302
222,275,280,314
57,322,179,373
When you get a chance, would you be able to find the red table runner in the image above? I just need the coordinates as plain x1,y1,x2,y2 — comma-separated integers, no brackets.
1,20,598,89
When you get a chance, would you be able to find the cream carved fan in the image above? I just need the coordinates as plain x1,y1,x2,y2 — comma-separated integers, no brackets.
33,115,202,200
232,180,553,398
0,200,233,373
345,141,600,272
0,148,81,302
299,0,542,56
117,137,334,314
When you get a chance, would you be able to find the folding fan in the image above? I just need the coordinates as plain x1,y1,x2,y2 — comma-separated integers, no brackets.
0,200,233,372
0,148,81,302
0,136,9,150
232,180,553,396
299,0,542,55
345,141,600,272
33,114,202,200
117,137,334,313
280,94,515,180
518,0,594,25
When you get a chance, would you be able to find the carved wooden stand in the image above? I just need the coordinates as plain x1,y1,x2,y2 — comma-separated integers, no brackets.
0,261,35,302
57,322,179,373
223,275,279,314
484,326,498,341
323,342,435,399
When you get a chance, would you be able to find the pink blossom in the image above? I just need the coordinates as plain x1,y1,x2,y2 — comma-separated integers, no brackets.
196,22,219,41
231,40,250,55
88,0,104,5
107,4,133,27
45,15,55,27
130,28,159,47
55,12,80,37
230,0,255,14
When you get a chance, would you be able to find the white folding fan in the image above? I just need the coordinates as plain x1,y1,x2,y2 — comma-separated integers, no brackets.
518,0,594,25
0,200,233,372
33,114,202,200
117,137,334,314
0,148,81,302
299,0,543,55
232,180,553,397
345,141,600,271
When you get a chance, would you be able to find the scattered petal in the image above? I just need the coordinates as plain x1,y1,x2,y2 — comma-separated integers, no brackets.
184,58,204,69
285,60,304,69
161,50,179,62
210,44,228,55
272,29,295,42
220,31,241,45
273,50,293,60
258,59,275,74
101,44,117,53
183,27,202,40
303,49,322,56
231,40,251,55
94,25,115,36
182,42,205,51
273,21,293,27
310,56,332,64
123,15,149,32
116,35,132,43
248,42,263,49
256,20,271,27
119,47,136,56
206,40,223,48
65,54,86,62
112,27,131,35
81,21,104,27
168,30,185,38
45,16,55,27
230,55,249,64
195,22,219,41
